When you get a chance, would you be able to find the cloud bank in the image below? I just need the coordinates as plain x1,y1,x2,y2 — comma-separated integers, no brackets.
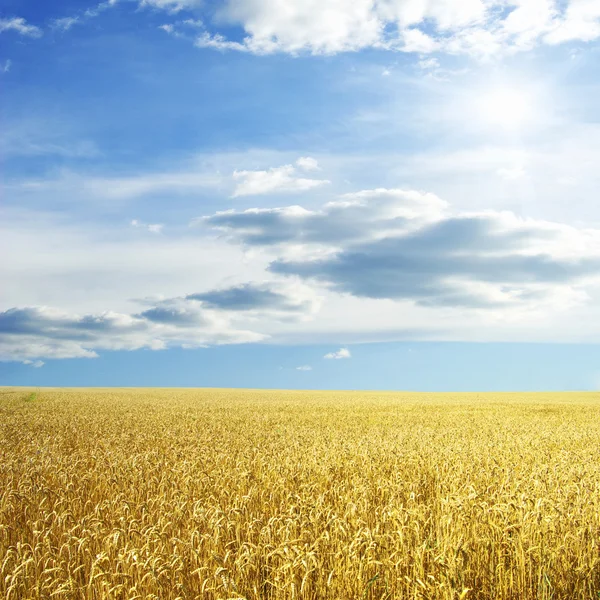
157,0,600,57
202,188,600,311
0,283,315,362
4,186,600,363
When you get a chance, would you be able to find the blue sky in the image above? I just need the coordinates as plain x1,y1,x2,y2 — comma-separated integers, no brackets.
2,0,600,390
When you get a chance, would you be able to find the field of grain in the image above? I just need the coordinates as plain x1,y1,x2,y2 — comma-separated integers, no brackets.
1,388,600,599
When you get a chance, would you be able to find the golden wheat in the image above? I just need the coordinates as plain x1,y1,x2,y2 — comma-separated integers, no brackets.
1,388,600,599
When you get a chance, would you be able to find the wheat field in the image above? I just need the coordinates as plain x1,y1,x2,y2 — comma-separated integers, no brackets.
1,388,600,599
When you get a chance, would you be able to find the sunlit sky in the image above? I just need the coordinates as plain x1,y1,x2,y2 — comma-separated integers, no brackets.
2,0,600,389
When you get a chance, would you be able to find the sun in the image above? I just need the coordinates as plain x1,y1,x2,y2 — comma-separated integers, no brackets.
475,86,534,128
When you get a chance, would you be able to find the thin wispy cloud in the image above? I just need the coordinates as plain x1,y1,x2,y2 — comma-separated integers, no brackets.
13,169,222,200
52,17,80,32
131,219,164,234
232,158,329,197
23,359,44,368
324,348,351,360
0,17,42,38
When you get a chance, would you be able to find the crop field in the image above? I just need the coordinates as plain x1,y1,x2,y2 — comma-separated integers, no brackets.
1,388,600,599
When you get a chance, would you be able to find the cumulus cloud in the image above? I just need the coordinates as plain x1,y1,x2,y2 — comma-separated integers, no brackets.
324,348,351,359
200,189,600,311
296,157,321,171
232,159,329,197
296,365,312,371
0,17,42,38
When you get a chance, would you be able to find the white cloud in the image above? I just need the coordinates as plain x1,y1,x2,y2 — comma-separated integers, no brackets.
0,17,42,38
501,0,558,48
296,156,321,171
131,219,164,233
224,0,383,55
139,0,201,11
296,365,312,371
545,0,600,43
52,17,80,31
42,0,600,57
1,59,11,73
160,0,600,57
232,161,330,197
52,0,198,35
23,359,45,368
51,0,117,28
418,57,440,71
195,32,249,51
399,27,439,53
497,166,527,180
159,23,178,35
324,347,351,359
